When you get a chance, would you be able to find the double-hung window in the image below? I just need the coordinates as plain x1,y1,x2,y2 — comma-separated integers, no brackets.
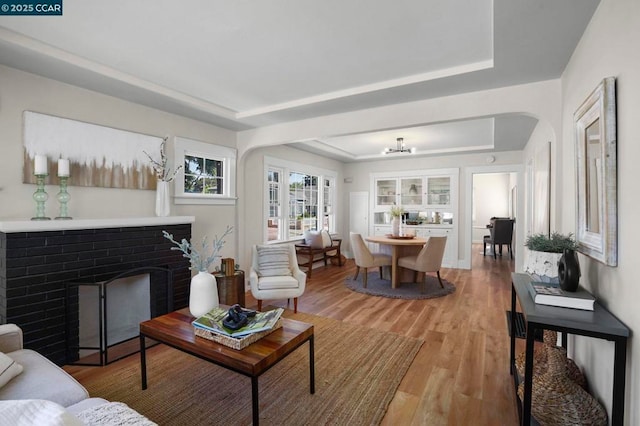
173,137,237,205
265,156,336,243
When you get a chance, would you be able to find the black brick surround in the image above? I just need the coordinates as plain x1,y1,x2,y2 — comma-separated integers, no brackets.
0,223,191,365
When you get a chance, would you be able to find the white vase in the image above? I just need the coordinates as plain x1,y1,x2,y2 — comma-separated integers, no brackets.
524,250,562,282
155,181,170,217
391,217,400,236
189,271,219,317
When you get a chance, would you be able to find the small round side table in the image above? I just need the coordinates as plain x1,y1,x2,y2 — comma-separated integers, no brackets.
213,270,246,306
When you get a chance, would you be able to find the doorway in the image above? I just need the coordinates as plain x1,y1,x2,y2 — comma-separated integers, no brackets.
463,165,524,270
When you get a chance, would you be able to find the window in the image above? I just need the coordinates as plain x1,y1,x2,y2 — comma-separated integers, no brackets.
174,137,236,205
267,168,283,241
265,157,337,243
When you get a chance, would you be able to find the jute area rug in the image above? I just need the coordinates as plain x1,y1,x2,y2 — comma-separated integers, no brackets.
80,311,423,426
345,271,456,299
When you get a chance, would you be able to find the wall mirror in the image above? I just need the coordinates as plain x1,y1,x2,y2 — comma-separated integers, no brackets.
574,77,617,266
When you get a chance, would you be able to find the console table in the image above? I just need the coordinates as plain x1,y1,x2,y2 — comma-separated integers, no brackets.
510,273,629,425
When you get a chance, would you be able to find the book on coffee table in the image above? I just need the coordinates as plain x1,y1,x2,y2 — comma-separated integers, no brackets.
527,281,595,311
193,307,284,338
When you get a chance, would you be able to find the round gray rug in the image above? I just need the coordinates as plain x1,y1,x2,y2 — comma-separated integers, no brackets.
345,272,456,299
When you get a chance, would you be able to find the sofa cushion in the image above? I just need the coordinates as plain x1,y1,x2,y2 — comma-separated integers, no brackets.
257,275,300,290
0,352,23,389
0,349,88,407
303,230,323,248
0,399,83,426
76,401,157,426
321,229,333,247
256,245,291,277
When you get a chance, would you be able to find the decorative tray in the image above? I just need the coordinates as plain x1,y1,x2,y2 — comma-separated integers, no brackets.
194,319,283,350
384,234,415,240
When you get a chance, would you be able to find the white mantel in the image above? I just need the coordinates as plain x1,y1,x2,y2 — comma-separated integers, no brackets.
0,216,195,233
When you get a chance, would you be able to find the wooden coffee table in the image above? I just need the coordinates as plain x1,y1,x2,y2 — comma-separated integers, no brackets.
139,308,314,425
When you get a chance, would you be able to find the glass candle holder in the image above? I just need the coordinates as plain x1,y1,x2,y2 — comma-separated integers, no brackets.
55,175,72,220
31,174,51,220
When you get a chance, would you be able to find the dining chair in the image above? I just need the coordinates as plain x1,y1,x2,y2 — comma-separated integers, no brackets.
349,232,392,288
397,236,447,291
483,218,515,259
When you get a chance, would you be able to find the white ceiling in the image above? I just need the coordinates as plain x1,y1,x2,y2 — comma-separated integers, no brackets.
0,0,599,161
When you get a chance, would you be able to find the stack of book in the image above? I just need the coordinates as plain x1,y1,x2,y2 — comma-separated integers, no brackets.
527,281,595,311
193,307,284,349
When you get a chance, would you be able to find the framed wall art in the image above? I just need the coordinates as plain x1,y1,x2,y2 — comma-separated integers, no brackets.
574,77,617,266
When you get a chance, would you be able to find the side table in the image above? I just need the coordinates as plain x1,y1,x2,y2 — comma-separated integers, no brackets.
510,273,629,425
214,270,246,306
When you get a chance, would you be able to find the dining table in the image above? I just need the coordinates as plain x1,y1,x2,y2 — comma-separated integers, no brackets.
364,235,427,288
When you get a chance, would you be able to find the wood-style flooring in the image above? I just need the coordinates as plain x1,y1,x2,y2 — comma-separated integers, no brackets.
65,243,520,425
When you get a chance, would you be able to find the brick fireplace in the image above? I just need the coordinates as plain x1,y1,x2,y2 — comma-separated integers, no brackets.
0,217,193,365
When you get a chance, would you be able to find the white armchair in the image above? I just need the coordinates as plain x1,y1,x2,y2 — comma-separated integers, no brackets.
249,244,306,313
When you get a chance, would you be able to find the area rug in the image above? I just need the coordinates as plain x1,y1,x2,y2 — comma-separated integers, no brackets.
79,311,423,426
345,271,456,299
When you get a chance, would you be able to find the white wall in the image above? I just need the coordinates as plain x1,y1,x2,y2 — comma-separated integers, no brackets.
472,173,511,242
0,65,238,262
559,0,640,423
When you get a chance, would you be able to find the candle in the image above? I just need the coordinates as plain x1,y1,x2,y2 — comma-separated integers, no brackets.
58,158,70,177
34,155,48,175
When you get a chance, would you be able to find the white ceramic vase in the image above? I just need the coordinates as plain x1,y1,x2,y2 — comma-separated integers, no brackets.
155,181,170,217
189,271,219,317
391,217,400,236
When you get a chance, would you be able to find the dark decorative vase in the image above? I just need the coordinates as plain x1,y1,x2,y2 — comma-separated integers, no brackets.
558,249,581,292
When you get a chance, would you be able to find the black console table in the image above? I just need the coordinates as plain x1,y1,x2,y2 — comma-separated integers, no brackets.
510,273,630,426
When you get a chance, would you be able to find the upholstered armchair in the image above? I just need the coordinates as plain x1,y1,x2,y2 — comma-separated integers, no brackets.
249,244,306,313
397,236,447,291
349,232,392,288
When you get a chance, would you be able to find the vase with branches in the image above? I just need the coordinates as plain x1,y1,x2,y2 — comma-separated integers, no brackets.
163,226,233,316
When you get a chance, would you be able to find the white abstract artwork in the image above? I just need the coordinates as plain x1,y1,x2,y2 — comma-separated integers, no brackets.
23,111,163,189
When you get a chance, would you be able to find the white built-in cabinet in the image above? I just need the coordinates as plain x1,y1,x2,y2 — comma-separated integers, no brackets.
370,168,459,268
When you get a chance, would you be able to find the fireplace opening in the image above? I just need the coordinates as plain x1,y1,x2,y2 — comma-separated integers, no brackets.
66,266,173,366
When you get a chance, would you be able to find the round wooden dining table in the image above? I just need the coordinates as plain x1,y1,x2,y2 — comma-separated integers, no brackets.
364,235,427,288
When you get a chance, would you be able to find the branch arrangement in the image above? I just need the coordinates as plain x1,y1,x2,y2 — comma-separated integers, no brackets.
144,136,183,182
163,226,233,272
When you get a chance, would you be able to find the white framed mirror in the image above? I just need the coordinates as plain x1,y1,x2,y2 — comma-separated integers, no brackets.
574,77,617,266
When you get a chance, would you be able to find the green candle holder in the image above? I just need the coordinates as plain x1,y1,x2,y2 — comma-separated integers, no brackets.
31,174,51,221
55,176,72,220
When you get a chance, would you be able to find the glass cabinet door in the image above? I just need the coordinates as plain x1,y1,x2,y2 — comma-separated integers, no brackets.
426,176,451,206
400,177,423,207
376,179,398,206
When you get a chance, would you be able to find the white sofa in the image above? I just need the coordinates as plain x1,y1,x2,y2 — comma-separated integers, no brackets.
0,324,155,425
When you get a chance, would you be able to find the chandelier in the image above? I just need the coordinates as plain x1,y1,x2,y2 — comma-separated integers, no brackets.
383,137,415,155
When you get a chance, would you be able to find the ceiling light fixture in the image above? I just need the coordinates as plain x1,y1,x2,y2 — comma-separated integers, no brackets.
383,137,415,155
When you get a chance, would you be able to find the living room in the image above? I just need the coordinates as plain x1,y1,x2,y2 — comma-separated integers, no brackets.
1,0,639,424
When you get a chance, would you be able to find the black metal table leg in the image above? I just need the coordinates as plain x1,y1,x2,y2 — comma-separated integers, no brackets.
510,285,516,375
611,337,627,425
140,333,147,390
252,376,259,425
309,335,315,394
522,324,536,425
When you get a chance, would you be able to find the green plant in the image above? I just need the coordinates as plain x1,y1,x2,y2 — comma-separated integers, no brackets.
389,205,404,218
163,226,233,272
525,232,577,253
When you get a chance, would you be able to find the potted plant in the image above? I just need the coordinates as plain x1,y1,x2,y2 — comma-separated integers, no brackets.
524,232,577,282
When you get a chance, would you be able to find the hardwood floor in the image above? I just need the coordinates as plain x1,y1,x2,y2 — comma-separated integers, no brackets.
65,243,520,425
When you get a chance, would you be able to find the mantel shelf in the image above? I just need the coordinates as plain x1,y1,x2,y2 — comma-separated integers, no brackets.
0,216,195,233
